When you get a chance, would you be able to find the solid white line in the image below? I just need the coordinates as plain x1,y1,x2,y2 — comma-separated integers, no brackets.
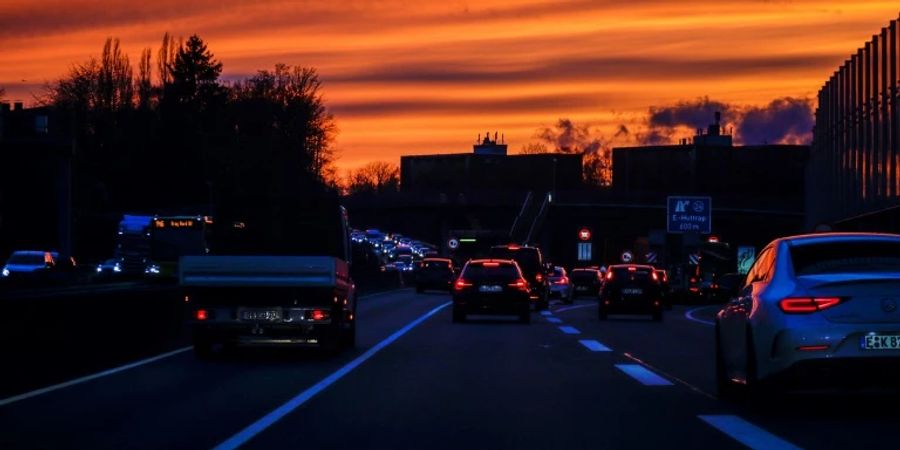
579,339,612,352
554,303,594,314
699,415,801,450
0,288,409,407
212,301,451,450
558,326,581,334
546,317,563,324
684,306,717,326
0,346,193,407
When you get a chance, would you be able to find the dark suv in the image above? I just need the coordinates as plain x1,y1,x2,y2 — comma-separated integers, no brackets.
598,264,664,321
415,257,456,293
487,245,549,310
452,259,531,323
570,267,604,298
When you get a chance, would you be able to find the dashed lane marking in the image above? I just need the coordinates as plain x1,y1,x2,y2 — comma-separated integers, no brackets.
698,415,801,450
615,364,673,386
579,340,612,352
558,326,581,335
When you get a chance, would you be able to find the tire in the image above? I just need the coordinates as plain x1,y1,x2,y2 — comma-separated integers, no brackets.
715,328,740,401
452,307,466,323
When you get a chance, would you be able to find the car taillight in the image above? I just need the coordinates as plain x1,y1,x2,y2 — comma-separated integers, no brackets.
195,309,208,320
606,271,614,281
779,297,842,314
508,278,529,291
554,277,569,285
651,272,659,282
535,273,544,282
310,309,329,321
454,278,473,290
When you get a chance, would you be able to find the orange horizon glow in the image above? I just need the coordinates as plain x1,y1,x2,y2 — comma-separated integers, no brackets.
1,1,898,171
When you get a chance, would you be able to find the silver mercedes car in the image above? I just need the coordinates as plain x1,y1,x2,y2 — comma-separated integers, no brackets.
716,232,900,399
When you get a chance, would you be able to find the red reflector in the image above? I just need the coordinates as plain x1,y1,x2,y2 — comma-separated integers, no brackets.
195,309,208,320
797,345,830,352
779,297,841,314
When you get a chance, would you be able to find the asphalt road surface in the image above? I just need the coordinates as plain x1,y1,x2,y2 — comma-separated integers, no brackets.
2,289,898,449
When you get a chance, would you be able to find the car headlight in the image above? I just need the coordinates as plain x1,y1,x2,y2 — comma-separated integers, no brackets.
96,265,103,273
145,265,160,274
2,267,9,277
113,263,122,273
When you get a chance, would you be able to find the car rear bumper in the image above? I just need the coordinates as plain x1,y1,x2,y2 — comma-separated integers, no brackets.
193,322,336,347
760,324,900,381
453,294,529,315
600,297,662,314
549,285,571,297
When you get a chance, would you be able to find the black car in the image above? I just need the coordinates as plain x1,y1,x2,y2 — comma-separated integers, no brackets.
570,267,603,298
415,257,456,293
487,245,549,310
598,264,664,321
452,259,531,323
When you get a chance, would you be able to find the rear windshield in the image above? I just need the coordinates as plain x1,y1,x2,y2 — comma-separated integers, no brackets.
462,263,520,280
422,260,450,270
7,253,45,264
790,241,900,275
551,268,565,277
487,247,542,274
571,270,598,281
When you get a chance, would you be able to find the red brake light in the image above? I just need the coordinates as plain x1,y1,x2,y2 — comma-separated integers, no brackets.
651,272,659,281
606,271,614,281
195,309,208,320
454,278,473,290
779,297,841,314
535,273,543,282
554,276,569,285
483,262,500,267
628,266,637,272
508,278,528,291
310,309,329,321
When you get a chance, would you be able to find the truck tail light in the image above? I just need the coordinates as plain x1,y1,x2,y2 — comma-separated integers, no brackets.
195,309,208,320
309,309,330,321
779,297,842,314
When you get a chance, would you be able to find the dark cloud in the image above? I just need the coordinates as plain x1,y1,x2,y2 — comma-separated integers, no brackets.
637,96,813,146
737,97,814,145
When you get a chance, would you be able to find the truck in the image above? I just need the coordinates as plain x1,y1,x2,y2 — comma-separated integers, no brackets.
180,198,356,357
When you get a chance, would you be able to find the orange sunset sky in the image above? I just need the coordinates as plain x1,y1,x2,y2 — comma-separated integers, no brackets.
1,1,898,171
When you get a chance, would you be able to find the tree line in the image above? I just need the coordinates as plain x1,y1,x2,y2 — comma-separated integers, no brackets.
42,34,339,217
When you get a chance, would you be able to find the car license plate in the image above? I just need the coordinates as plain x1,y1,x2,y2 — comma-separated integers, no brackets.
479,285,502,293
577,286,589,291
861,334,900,350
240,309,282,321
622,288,643,295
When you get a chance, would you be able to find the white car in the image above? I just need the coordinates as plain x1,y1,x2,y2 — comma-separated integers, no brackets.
716,233,900,399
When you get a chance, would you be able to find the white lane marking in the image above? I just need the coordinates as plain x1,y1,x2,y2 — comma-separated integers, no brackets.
212,301,451,450
0,347,193,407
622,352,716,399
684,305,717,326
558,326,581,335
699,415,801,450
540,311,553,316
546,317,563,324
554,303,594,313
579,340,612,352
615,364,673,386
0,288,408,407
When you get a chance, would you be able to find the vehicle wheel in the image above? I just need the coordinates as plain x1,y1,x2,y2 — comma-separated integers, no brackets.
743,327,769,402
715,327,740,401
452,307,466,323
519,308,531,324
193,339,214,359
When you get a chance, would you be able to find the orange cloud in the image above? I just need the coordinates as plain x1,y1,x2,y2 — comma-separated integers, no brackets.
1,1,898,169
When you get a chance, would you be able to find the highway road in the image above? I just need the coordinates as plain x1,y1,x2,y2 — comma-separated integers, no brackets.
2,289,898,449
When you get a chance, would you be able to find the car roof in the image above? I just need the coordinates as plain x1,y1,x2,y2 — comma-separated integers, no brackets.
608,264,655,270
423,257,452,262
776,232,900,247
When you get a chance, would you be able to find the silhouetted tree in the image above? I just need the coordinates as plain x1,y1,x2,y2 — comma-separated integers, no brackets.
345,162,400,195
527,118,613,187
0,86,5,100
165,34,224,113
156,33,179,90
136,48,153,110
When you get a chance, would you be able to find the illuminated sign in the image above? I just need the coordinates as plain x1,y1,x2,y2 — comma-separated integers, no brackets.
578,228,592,241
153,218,200,229
667,196,712,234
